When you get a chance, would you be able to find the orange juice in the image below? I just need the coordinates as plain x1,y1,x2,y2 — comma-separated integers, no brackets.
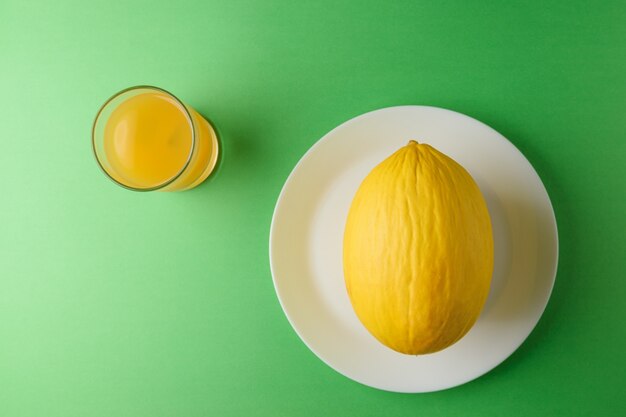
93,87,218,191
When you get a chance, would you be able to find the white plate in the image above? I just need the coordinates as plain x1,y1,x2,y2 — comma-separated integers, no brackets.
269,106,558,393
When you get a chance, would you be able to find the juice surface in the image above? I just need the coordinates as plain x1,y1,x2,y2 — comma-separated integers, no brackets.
103,92,193,188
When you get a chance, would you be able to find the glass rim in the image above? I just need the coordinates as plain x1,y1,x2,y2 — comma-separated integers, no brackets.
91,85,196,192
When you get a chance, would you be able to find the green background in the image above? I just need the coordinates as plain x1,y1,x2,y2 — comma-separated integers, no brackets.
1,0,625,415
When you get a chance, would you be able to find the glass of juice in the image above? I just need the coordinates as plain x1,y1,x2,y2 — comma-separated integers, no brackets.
92,86,219,191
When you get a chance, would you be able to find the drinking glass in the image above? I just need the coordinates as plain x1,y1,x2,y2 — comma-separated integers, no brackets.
92,86,219,191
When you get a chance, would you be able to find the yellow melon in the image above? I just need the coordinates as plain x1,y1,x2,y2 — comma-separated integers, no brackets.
343,141,493,355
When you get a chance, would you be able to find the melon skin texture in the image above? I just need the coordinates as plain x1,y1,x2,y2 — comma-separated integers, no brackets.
343,141,494,355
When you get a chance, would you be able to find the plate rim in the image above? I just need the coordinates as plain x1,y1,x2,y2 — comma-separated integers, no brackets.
269,105,559,393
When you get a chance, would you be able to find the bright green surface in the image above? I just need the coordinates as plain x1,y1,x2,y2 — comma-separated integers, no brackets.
1,0,625,415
